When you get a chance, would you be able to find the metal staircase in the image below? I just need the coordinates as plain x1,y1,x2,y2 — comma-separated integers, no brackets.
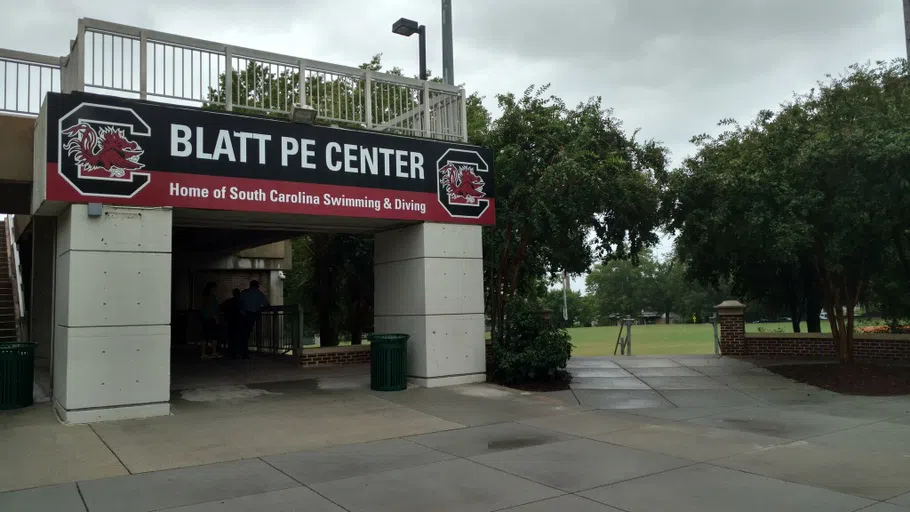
0,218,23,342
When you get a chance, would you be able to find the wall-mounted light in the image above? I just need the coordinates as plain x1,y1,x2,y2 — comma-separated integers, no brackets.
290,103,318,124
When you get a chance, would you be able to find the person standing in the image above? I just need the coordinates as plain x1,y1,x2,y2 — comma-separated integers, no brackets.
238,280,269,359
200,282,222,359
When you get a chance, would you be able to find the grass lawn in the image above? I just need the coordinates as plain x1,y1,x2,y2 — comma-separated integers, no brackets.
567,321,824,356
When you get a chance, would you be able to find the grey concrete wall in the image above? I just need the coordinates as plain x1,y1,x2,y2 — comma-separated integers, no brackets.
30,216,56,366
0,115,34,183
53,205,173,423
373,223,486,387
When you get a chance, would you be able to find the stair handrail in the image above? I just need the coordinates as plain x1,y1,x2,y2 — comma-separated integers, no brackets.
4,216,26,336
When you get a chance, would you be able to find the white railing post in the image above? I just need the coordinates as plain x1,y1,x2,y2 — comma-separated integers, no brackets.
74,19,86,92
224,46,233,111
364,70,373,129
422,83,430,137
297,59,306,106
460,88,469,142
139,30,148,100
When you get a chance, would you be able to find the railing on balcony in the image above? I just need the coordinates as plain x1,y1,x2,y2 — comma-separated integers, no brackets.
0,50,61,116
0,18,467,141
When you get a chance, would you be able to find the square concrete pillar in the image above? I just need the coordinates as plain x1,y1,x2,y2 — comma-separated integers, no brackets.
53,205,172,423
374,223,486,387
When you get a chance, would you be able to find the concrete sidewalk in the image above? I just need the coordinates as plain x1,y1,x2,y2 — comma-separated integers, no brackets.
2,358,910,511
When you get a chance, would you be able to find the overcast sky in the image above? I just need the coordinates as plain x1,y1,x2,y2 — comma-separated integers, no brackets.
1,0,904,291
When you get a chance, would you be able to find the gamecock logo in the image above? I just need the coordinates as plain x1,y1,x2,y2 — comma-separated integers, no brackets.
57,102,151,198
439,163,486,204
436,148,491,219
62,124,145,179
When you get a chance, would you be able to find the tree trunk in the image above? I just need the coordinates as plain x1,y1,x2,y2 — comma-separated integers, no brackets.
665,309,671,325
790,301,801,333
350,319,362,346
786,277,802,333
491,221,513,339
802,257,822,333
825,277,857,364
892,227,910,281
314,236,340,347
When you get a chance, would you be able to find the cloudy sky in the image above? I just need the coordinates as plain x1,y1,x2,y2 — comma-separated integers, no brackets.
1,0,904,290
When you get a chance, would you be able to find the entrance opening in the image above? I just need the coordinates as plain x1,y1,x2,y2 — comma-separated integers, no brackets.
168,208,411,392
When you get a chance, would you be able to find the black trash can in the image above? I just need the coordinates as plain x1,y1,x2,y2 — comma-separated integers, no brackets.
0,342,36,410
367,333,409,391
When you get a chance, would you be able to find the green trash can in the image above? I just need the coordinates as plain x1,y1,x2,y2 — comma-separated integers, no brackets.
368,333,409,391
0,342,36,410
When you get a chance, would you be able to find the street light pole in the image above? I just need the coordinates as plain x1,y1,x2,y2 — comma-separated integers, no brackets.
392,17,428,81
418,25,427,81
904,0,910,59
441,0,454,85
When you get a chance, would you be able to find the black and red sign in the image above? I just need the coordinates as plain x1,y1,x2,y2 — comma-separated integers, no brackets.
42,92,495,224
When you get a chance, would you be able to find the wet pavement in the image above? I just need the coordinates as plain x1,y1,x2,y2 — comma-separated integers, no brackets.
2,356,910,511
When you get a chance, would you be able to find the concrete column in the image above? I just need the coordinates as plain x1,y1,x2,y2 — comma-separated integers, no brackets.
53,205,172,423
715,300,747,356
268,270,284,306
374,223,486,387
30,216,56,369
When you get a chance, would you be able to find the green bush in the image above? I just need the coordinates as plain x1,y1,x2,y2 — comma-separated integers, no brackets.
491,297,573,385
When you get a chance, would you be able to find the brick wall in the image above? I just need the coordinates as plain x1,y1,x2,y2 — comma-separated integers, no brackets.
299,345,371,367
715,304,910,361
740,334,910,361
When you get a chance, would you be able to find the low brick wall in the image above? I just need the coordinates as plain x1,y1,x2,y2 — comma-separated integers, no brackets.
299,345,371,367
714,301,910,362
740,333,910,361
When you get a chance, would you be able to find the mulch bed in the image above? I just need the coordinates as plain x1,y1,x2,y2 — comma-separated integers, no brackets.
766,363,910,396
487,371,573,392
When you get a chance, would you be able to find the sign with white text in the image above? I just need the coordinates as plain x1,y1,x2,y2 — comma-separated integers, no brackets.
43,92,495,224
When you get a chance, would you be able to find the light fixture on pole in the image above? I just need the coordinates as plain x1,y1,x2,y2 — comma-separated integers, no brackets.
289,103,318,124
392,17,427,81
441,0,454,85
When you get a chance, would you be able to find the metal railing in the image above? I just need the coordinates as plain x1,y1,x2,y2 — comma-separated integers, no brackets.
66,18,467,141
0,50,61,116
1,18,468,141
251,305,301,355
3,216,26,340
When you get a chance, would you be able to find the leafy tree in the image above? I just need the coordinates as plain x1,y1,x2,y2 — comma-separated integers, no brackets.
669,60,910,362
586,256,657,320
542,288,593,328
650,257,688,324
484,86,668,340
491,295,573,385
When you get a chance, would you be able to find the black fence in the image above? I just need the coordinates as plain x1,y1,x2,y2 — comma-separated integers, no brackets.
174,305,302,356
250,306,301,355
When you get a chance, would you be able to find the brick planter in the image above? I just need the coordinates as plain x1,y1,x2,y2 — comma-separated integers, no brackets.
714,301,910,362
299,345,371,367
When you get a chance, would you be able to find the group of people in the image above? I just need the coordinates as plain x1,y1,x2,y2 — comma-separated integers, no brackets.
199,280,270,359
